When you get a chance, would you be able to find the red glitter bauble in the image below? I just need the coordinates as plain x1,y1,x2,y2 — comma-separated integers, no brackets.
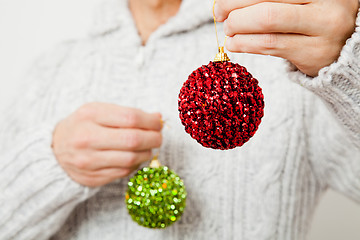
178,61,264,150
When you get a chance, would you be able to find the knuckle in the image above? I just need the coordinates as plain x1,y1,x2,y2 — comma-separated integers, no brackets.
123,110,140,127
76,103,98,121
219,0,229,9
71,133,92,149
260,3,278,31
218,0,230,14
125,131,142,149
260,34,278,50
334,11,354,37
73,155,91,170
322,6,349,37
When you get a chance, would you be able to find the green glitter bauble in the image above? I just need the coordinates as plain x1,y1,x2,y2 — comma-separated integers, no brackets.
125,166,187,229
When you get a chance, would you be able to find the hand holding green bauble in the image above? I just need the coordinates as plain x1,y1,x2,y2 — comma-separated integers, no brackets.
125,155,187,228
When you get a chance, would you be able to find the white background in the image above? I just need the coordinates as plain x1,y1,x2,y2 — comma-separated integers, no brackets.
0,1,359,239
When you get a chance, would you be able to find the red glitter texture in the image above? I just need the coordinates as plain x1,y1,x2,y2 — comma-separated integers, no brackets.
178,61,264,150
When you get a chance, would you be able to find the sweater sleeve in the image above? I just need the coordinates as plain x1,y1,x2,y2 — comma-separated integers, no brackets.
286,9,360,202
0,43,99,240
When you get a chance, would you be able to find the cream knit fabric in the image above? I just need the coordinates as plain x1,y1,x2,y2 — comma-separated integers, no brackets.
0,0,359,239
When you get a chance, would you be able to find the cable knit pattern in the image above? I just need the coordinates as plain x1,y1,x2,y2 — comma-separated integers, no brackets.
0,0,359,239
0,45,100,240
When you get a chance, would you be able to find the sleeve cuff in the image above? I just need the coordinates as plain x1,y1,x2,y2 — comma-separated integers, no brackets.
285,8,360,145
1,123,98,199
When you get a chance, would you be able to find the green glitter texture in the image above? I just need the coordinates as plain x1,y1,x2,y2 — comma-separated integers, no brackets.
125,166,187,229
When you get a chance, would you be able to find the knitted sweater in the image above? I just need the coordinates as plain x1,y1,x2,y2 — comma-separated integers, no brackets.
0,0,359,239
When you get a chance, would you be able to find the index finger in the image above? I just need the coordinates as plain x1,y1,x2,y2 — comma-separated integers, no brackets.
214,0,311,22
80,103,162,131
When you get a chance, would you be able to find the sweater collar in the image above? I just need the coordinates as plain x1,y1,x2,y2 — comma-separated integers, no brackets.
90,0,213,38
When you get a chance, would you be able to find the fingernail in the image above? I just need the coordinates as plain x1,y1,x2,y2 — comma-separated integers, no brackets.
160,119,165,129
223,19,228,34
225,36,234,52
225,36,232,47
158,114,165,130
153,112,163,129
214,3,221,21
